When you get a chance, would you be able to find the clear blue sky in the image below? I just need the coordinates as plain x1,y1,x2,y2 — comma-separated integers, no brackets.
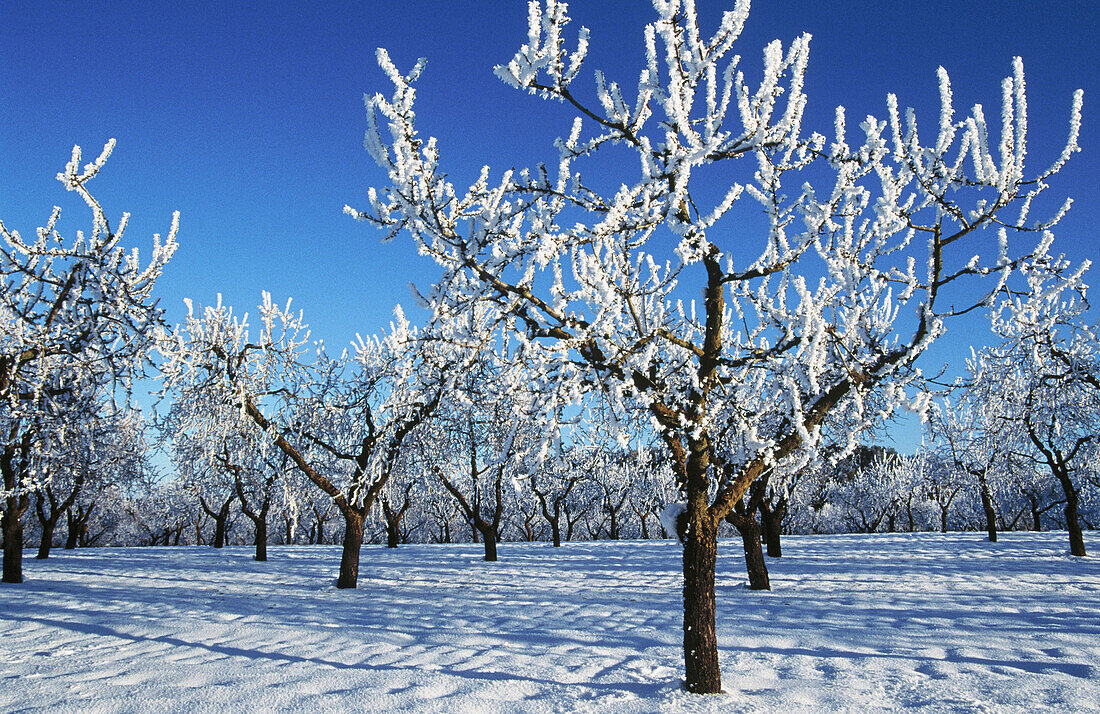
2,1,1097,451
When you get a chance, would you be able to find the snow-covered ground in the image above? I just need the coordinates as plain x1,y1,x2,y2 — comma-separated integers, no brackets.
2,533,1098,713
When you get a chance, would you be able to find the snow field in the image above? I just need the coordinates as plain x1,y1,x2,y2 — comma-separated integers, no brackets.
1,532,1098,712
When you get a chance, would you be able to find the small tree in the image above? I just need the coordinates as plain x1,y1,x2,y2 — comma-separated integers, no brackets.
1,141,176,583
222,445,286,561
34,404,150,558
975,258,1098,556
929,391,1013,541
158,296,444,586
421,349,533,562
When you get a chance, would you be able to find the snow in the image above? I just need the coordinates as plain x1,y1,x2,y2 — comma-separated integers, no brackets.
2,532,1098,712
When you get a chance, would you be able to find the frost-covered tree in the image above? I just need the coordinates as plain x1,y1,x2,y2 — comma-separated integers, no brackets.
350,0,1082,692
33,403,151,558
161,377,290,559
220,440,288,561
626,446,678,540
420,346,536,562
158,295,445,586
822,451,914,533
1,141,177,583
377,447,424,548
975,255,1098,556
171,430,237,549
126,479,195,547
915,450,965,533
929,382,1019,541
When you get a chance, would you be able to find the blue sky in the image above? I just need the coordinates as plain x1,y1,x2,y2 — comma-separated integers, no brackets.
2,1,1097,451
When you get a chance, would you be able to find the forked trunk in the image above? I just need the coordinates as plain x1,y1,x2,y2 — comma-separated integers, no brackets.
759,501,784,558
36,520,56,560
201,495,236,549
478,523,498,562
726,510,770,591
336,509,364,588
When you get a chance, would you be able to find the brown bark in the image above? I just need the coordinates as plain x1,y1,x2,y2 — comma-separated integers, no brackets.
37,519,56,560
682,493,721,693
726,508,770,590
758,498,785,558
337,509,364,588
254,520,268,561
434,456,505,562
2,440,30,583
199,494,236,548
478,522,498,561
34,463,88,559
1056,470,1086,557
231,469,272,562
2,493,28,584
976,471,998,542
385,521,400,549
67,506,90,549
1028,429,1086,557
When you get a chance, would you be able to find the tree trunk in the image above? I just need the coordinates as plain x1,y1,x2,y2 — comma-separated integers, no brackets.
201,495,236,549
66,510,81,549
1055,469,1086,557
940,505,950,533
682,499,721,693
213,514,229,548
2,443,29,583
336,509,364,588
550,517,561,548
253,518,268,562
478,522,498,562
2,494,28,584
977,473,998,542
36,518,56,560
1029,496,1042,531
759,501,784,558
726,510,770,590
386,522,400,548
